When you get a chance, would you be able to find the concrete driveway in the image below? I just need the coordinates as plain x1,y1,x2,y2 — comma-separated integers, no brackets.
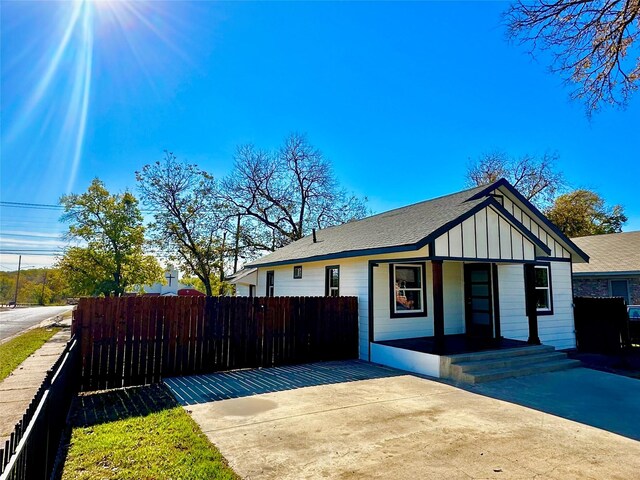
166,361,640,480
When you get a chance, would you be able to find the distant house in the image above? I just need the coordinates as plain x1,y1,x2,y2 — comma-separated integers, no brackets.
230,179,588,379
571,231,640,305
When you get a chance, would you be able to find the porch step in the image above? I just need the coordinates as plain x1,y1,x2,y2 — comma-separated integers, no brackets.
451,351,569,374
447,344,555,363
444,345,581,384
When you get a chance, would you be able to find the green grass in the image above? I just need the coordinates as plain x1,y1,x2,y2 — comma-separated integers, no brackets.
62,385,238,480
0,326,61,382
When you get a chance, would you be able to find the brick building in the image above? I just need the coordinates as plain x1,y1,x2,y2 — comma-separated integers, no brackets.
572,231,640,305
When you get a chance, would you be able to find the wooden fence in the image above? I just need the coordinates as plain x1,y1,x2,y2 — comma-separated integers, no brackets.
574,296,630,353
73,296,359,391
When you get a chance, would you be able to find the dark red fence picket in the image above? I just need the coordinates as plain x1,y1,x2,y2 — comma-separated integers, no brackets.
72,296,359,391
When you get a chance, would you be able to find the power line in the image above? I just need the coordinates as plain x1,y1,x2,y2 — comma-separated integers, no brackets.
0,201,158,213
0,233,65,239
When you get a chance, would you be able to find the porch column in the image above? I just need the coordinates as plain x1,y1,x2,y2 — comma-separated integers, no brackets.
432,260,445,353
524,264,541,345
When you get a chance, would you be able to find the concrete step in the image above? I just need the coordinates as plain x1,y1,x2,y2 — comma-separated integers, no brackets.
447,345,555,363
456,359,582,384
451,351,569,374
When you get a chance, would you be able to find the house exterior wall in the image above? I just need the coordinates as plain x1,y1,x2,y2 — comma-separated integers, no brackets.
573,276,640,305
243,256,577,358
236,284,251,296
498,261,576,350
371,261,465,341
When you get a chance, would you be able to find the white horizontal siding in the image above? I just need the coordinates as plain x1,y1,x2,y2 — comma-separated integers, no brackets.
236,284,250,297
497,261,576,349
373,261,464,341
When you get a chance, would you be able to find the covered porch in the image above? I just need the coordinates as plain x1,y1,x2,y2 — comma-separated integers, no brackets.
374,334,530,356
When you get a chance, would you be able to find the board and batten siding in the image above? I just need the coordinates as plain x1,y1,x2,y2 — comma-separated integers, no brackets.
493,187,571,259
433,206,536,261
498,261,576,350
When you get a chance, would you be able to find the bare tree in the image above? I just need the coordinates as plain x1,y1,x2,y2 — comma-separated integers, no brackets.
506,0,640,113
136,152,230,296
222,133,368,258
466,151,565,209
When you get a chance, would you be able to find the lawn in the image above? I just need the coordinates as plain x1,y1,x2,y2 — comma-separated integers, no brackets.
0,326,61,381
61,384,238,480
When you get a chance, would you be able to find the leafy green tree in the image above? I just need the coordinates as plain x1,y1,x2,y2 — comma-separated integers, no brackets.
136,153,228,296
58,178,163,296
466,151,564,209
506,1,640,114
0,274,14,304
545,189,627,238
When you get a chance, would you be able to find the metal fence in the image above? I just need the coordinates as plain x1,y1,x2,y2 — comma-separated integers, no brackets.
0,337,80,480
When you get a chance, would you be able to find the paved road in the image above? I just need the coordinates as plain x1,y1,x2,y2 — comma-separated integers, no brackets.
0,305,73,341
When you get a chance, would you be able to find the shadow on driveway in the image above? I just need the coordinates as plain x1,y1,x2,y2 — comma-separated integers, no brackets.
164,360,402,406
464,367,640,441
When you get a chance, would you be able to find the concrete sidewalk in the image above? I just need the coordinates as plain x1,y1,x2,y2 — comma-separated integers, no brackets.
0,327,71,445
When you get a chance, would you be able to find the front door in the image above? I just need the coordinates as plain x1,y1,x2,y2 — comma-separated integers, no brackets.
464,263,495,342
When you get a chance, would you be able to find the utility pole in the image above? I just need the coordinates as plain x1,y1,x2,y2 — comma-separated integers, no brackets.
13,255,21,306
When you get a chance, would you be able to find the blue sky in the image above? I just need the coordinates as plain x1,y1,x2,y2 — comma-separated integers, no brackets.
1,0,639,270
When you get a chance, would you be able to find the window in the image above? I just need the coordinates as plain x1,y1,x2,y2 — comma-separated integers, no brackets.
534,265,552,313
293,265,302,279
325,266,340,297
390,264,426,317
266,271,274,297
610,280,630,304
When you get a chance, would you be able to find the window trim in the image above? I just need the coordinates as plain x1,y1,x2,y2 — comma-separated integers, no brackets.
534,263,554,316
325,265,340,297
389,263,428,319
266,270,274,297
293,265,303,279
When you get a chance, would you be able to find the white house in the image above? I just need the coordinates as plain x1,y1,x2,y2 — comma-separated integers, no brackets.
229,179,588,381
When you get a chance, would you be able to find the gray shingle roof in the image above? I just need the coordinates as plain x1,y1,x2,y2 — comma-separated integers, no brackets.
571,231,640,275
245,183,492,267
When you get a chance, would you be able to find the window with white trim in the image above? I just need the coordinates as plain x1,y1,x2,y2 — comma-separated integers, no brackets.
325,266,340,297
266,271,274,297
534,265,551,312
293,265,302,279
391,264,425,317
